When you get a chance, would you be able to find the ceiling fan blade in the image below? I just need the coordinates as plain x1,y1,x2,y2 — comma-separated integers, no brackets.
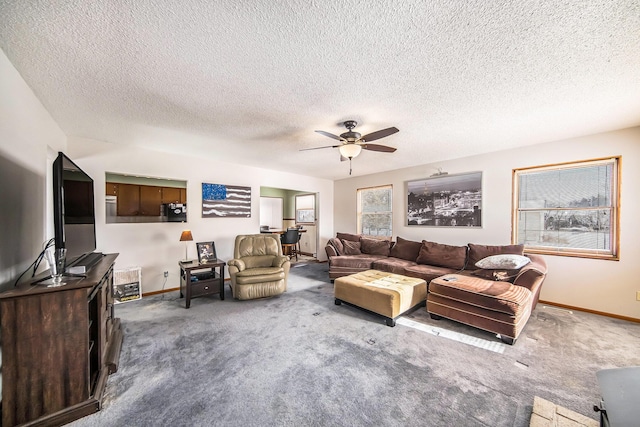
360,127,399,142
362,143,397,153
315,130,345,141
299,144,340,151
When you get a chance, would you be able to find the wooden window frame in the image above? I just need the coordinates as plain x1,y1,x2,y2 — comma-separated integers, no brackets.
512,157,620,260
357,184,393,239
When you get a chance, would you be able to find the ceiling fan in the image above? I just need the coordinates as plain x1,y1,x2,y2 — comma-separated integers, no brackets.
301,120,399,175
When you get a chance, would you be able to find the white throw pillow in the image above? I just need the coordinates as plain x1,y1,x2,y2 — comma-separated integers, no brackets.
475,254,530,270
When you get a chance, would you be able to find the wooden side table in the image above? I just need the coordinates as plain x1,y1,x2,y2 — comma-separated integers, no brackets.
179,259,225,308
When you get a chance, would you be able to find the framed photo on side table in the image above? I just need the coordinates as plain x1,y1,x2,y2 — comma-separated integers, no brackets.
196,241,216,263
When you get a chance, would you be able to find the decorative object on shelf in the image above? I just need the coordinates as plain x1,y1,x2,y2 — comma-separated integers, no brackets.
407,171,482,227
202,183,251,218
180,230,193,261
44,247,67,287
196,241,216,263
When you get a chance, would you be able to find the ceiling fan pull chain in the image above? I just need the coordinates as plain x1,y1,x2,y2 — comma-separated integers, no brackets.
349,158,353,175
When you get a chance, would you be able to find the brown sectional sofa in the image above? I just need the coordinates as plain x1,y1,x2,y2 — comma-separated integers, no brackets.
325,233,548,344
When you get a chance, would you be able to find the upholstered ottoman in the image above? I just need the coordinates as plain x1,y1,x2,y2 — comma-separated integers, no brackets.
427,274,533,344
334,270,427,326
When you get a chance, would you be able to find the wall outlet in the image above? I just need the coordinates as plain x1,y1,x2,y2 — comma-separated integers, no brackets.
636,291,640,301
164,271,169,278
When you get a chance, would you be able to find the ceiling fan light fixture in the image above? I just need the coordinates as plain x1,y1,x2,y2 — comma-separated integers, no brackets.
339,144,362,159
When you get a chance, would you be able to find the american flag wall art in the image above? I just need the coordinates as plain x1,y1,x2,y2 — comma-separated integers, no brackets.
202,183,251,218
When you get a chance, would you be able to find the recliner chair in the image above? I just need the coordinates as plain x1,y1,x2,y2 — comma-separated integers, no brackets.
227,234,290,300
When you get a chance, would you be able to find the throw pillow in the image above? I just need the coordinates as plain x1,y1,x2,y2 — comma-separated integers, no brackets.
416,240,468,270
328,237,344,256
389,237,422,261
360,237,391,256
475,254,530,270
467,243,525,267
341,240,362,255
472,269,520,282
336,232,361,242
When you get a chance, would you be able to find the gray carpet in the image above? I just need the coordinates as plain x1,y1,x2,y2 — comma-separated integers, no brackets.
70,263,640,427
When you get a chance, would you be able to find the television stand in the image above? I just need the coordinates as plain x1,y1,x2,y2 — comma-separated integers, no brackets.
1,253,123,426
67,251,105,274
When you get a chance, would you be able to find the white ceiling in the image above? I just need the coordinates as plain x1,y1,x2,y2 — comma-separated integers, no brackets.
1,1,639,180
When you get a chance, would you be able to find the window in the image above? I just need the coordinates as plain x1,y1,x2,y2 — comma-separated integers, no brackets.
357,185,392,238
512,157,620,260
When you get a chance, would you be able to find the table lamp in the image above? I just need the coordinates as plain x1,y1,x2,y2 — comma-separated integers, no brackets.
180,230,193,261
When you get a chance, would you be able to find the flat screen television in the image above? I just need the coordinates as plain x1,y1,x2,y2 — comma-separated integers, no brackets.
52,152,97,266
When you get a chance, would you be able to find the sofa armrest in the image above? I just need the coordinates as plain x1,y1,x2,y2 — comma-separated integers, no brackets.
227,258,246,272
514,253,547,307
325,244,338,259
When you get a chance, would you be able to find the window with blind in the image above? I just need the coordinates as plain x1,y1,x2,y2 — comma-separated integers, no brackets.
512,157,620,260
357,185,392,238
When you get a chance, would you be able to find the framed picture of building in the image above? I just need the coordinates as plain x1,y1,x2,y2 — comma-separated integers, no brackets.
407,172,482,227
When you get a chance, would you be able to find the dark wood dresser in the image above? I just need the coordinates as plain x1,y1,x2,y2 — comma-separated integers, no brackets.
0,253,123,427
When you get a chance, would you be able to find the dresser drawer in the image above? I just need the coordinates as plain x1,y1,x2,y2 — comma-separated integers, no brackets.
190,280,221,297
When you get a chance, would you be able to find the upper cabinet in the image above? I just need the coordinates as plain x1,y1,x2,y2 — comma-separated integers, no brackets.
105,173,187,223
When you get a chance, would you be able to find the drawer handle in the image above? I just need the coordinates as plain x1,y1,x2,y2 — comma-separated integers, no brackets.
204,286,209,290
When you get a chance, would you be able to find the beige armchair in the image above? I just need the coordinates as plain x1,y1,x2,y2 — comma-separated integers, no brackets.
227,234,291,300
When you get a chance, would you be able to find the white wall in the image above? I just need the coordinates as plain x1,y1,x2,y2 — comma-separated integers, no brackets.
0,49,67,290
67,138,334,294
334,127,640,320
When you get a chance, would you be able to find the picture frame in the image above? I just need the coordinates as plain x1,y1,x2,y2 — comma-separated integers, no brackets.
296,209,315,224
196,241,216,263
407,171,482,227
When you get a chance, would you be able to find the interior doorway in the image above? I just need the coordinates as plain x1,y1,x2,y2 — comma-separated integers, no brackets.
260,187,319,259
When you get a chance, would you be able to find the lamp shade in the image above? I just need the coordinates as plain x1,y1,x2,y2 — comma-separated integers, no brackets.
339,144,362,159
180,230,193,242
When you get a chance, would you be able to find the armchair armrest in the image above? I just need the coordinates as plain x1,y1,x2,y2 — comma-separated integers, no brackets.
273,256,290,268
227,258,246,272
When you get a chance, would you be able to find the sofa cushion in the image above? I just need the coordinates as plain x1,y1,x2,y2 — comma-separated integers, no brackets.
360,237,391,256
389,236,422,261
337,232,361,242
372,257,417,275
403,264,459,283
329,254,386,269
416,240,467,270
476,254,530,270
342,240,362,255
467,243,524,268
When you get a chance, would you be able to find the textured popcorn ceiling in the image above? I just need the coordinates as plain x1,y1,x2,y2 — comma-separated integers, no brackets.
1,1,639,180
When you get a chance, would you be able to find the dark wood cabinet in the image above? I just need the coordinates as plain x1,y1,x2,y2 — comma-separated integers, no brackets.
105,182,118,196
139,185,162,216
162,187,181,204
0,254,123,427
116,183,140,216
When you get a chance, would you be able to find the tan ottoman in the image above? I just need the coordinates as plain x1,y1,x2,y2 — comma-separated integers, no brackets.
334,270,427,326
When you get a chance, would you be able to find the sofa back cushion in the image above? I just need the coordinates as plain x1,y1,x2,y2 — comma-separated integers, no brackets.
416,240,467,270
389,236,422,261
360,237,391,256
336,232,361,242
467,243,524,268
